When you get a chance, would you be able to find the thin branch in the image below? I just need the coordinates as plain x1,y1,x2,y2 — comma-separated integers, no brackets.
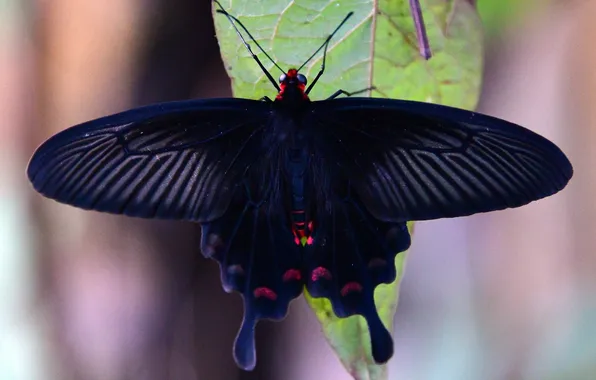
409,0,432,60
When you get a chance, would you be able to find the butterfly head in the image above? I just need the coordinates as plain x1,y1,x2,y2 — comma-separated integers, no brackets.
275,69,309,102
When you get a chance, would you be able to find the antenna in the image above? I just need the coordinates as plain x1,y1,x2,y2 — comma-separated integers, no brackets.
302,12,354,95
298,12,353,73
214,0,284,90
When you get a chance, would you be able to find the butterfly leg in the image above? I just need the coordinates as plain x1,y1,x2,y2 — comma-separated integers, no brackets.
326,87,376,100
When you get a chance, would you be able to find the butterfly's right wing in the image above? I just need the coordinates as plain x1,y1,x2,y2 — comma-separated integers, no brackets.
299,96,573,365
27,98,274,223
308,97,573,222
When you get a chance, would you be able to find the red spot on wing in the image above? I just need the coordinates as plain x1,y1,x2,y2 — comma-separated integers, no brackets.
282,269,302,282
340,282,363,296
253,287,277,301
311,267,332,282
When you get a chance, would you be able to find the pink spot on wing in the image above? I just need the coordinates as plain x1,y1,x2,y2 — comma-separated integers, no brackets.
282,269,302,282
253,287,277,300
340,282,363,296
311,267,332,282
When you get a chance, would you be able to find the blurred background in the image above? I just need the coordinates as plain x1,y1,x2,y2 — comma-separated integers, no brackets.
1,0,594,379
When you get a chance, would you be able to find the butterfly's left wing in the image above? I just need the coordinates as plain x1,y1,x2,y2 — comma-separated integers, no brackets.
27,98,274,222
27,98,304,370
308,97,572,223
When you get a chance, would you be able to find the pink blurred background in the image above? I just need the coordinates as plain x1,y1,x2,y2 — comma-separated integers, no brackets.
1,0,594,379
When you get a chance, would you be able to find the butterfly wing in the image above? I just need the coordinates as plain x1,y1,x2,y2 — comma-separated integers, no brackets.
200,148,303,371
28,98,304,369
27,98,273,222
303,176,411,364
309,97,573,222
301,96,572,364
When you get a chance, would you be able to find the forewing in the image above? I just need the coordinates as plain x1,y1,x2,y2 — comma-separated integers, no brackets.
309,97,573,222
27,98,273,222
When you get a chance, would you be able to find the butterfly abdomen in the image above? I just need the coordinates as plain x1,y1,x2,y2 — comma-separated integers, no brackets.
283,129,317,246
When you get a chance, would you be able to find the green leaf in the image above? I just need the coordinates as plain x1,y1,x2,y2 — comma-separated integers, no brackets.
213,1,483,378
213,0,482,107
477,0,532,36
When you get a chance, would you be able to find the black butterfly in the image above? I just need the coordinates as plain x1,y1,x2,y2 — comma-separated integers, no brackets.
27,3,573,371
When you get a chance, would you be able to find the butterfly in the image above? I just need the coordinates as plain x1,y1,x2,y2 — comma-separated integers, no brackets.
27,2,573,371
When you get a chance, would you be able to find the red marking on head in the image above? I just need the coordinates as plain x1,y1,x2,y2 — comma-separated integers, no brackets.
227,264,245,275
282,269,302,282
276,82,286,101
311,267,332,282
276,68,308,101
307,221,313,231
253,287,278,300
340,282,363,296
368,258,388,269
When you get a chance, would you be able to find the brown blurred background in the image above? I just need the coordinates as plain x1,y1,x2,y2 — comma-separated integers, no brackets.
1,0,595,379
